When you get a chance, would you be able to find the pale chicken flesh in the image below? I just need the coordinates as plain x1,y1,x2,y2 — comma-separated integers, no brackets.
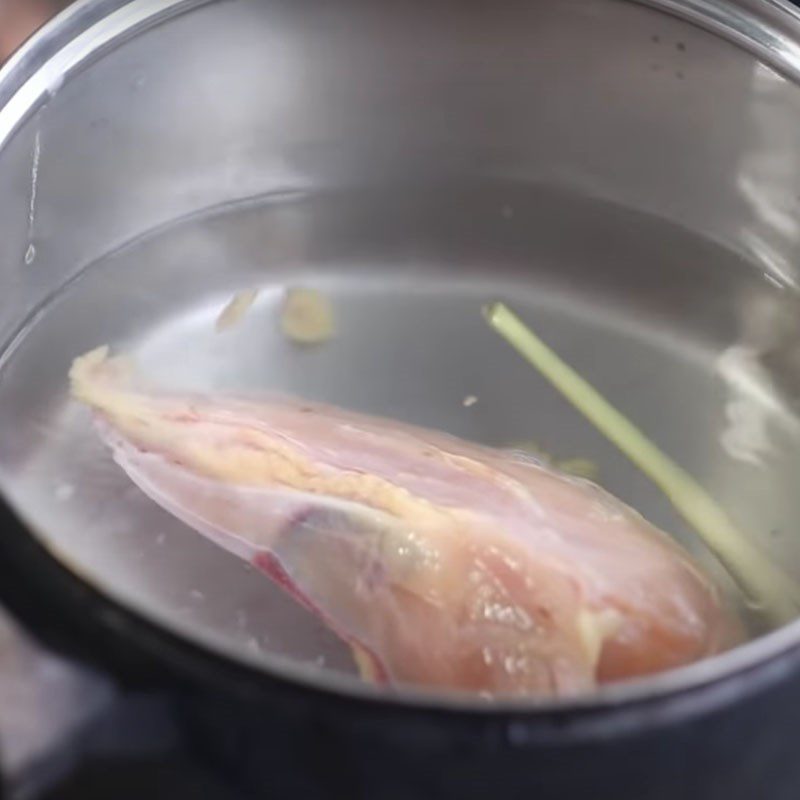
70,347,740,697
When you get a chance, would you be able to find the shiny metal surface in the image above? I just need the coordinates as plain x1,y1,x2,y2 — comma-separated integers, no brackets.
3,0,800,706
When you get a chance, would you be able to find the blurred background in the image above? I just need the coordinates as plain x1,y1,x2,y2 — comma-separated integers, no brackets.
0,0,70,64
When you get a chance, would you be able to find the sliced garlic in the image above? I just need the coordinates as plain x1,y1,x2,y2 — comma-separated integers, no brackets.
281,287,335,345
215,289,259,333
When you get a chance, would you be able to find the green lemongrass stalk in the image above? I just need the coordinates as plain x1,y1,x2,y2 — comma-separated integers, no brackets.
484,301,800,625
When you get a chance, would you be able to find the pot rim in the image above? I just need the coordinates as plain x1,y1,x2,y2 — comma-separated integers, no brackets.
3,0,800,719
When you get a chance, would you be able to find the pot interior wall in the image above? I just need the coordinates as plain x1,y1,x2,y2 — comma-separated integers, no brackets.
1,0,800,701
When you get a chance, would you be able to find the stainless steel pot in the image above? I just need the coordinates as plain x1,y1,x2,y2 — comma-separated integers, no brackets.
3,1,800,797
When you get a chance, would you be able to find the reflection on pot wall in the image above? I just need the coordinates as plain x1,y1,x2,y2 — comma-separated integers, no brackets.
738,62,800,290
4,0,800,344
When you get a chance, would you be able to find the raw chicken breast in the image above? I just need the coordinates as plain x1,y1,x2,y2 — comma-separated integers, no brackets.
70,347,740,698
